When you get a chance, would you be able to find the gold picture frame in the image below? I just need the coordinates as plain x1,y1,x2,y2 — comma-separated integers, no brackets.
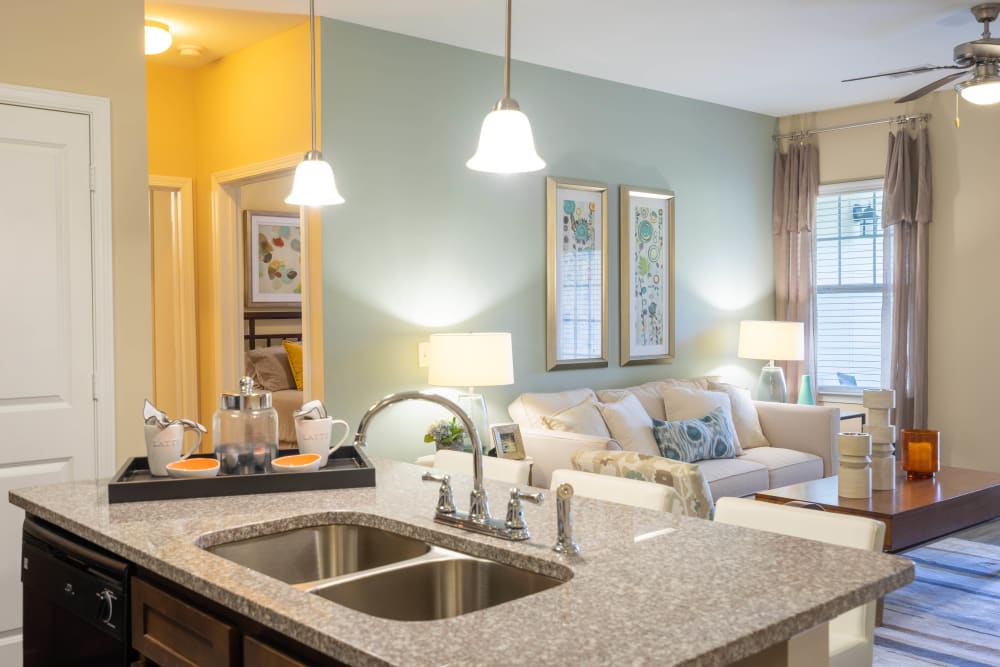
546,177,609,371
619,185,675,366
490,423,526,460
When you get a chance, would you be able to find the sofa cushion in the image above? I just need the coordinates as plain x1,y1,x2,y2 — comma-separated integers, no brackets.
740,447,824,489
508,388,597,428
596,377,713,421
698,458,770,499
571,449,714,519
709,381,769,450
652,408,738,463
659,385,743,454
540,399,610,438
595,393,660,457
245,345,296,392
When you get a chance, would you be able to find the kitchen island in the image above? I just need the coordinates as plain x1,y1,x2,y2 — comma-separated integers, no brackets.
10,456,913,666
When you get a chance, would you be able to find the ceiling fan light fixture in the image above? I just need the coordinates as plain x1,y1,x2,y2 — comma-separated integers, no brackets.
957,74,1000,104
144,20,172,55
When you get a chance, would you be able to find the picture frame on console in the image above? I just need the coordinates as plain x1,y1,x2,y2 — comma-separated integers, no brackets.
244,210,303,309
619,185,675,366
490,423,526,460
545,177,608,371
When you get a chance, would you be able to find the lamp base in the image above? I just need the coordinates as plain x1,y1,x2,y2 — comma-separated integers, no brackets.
456,392,490,455
756,366,788,403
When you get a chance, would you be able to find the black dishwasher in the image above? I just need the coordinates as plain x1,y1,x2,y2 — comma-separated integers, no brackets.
21,516,134,666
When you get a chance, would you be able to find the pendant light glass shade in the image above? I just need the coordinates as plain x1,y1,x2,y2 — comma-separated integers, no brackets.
467,0,544,174
285,151,345,206
287,0,345,206
467,106,544,173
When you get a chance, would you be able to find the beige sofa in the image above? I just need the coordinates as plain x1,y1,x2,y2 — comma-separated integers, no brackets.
507,381,839,501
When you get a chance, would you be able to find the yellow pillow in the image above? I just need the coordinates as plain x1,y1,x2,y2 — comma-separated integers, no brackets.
282,340,304,391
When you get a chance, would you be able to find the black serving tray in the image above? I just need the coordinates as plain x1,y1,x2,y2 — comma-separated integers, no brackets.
107,446,376,503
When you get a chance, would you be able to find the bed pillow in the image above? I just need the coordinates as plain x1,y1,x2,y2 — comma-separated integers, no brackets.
541,399,611,438
246,345,296,392
659,384,743,455
595,393,660,457
652,408,738,463
708,381,769,449
282,340,305,391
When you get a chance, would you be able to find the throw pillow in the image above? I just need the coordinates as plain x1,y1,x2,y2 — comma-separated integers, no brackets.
652,408,738,462
282,339,304,391
659,384,743,454
571,449,715,519
246,345,296,392
595,377,717,421
708,381,770,449
595,393,660,457
541,399,611,438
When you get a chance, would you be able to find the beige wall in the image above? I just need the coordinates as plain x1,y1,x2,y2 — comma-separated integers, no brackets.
0,0,151,463
780,93,1000,472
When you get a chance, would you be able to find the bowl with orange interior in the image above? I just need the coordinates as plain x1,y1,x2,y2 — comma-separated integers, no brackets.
165,457,220,479
271,453,323,473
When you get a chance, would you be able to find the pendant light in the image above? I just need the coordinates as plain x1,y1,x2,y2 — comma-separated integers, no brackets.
286,0,345,206
466,0,545,174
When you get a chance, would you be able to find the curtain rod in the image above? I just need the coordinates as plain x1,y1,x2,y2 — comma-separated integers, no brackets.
772,113,930,142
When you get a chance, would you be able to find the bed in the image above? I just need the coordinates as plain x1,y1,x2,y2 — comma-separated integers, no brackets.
244,311,303,448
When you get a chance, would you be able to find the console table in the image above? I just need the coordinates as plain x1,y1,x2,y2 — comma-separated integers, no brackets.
755,466,1000,552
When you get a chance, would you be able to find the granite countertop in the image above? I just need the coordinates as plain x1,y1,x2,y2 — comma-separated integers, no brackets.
9,457,913,666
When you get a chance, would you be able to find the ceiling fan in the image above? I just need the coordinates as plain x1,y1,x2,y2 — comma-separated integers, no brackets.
843,3,1000,105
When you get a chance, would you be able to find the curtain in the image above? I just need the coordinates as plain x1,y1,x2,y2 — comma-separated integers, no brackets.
773,140,819,402
883,124,931,429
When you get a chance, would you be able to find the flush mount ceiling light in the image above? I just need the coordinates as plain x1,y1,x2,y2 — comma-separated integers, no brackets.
144,20,172,55
286,0,345,206
466,0,545,174
957,62,1000,104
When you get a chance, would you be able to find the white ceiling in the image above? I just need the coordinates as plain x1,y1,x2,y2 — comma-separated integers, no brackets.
156,0,986,117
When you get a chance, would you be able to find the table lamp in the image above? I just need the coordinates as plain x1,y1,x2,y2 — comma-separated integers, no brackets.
737,320,804,403
428,333,514,453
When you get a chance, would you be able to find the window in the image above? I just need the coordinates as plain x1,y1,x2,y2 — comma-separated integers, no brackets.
815,179,890,394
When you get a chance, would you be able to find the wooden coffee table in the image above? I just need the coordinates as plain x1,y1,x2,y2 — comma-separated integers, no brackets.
755,466,1000,552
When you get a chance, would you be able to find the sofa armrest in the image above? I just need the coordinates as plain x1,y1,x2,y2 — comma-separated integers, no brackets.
519,427,621,489
754,402,840,477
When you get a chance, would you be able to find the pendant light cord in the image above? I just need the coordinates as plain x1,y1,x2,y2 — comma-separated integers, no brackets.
503,0,511,100
310,0,318,153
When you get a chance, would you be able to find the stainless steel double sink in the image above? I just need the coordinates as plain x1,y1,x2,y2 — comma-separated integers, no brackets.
205,524,566,621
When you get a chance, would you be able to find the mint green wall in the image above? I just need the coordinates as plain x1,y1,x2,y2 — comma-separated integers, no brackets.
321,19,776,463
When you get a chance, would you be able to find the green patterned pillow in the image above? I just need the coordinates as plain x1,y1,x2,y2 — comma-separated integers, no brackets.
652,407,737,463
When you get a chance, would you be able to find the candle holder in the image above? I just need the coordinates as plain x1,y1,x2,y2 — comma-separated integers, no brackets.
900,429,940,480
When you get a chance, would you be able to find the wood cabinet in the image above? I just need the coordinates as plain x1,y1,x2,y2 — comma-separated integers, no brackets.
131,574,342,667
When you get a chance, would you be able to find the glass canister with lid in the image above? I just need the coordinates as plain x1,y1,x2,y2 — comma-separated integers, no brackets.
213,376,279,475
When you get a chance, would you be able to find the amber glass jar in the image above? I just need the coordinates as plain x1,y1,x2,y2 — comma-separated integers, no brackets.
900,429,940,480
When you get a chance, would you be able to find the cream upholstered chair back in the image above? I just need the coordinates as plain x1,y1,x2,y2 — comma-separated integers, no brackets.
550,469,681,513
431,450,531,486
713,497,885,667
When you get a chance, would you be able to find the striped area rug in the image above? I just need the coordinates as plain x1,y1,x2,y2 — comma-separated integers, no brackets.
874,518,1000,666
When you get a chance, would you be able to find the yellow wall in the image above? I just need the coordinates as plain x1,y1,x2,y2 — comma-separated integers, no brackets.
779,93,1000,472
0,0,151,463
147,64,197,177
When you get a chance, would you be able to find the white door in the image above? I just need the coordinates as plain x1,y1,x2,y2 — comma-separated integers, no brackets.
0,101,96,665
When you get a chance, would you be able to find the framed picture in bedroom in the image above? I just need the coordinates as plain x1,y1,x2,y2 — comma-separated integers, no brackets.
619,185,675,366
490,423,526,460
244,210,302,309
546,177,609,371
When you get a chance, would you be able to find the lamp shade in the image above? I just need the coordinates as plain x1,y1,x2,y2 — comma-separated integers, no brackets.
428,333,514,387
959,79,1000,105
466,109,545,174
285,154,345,206
737,320,804,361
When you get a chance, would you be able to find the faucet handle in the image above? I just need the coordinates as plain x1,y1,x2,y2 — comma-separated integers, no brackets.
422,472,456,514
512,488,544,505
504,487,543,539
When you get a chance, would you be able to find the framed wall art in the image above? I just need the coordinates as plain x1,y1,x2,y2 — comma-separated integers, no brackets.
244,210,302,309
546,177,608,371
619,185,675,366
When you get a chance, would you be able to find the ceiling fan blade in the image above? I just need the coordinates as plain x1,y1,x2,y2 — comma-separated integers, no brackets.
843,64,967,83
895,71,969,103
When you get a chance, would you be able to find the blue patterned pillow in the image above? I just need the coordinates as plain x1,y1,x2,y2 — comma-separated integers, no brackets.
652,408,737,463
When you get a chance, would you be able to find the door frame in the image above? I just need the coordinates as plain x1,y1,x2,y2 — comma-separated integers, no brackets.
0,82,116,477
210,155,325,404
